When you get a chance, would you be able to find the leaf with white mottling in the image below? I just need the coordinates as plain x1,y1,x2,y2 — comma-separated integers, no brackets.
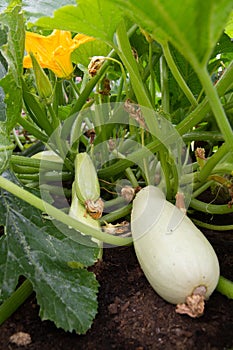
0,171,100,333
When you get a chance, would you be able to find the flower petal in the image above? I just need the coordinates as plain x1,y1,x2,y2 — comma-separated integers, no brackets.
23,30,95,78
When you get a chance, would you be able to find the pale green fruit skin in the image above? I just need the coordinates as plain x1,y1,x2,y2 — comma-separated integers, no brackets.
32,150,63,162
74,153,100,204
131,185,220,304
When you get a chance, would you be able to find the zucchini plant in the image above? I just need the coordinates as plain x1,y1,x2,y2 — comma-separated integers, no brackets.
0,0,233,332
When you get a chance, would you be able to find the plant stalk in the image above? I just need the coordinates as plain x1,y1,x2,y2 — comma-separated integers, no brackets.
0,176,132,246
216,276,233,299
0,279,33,325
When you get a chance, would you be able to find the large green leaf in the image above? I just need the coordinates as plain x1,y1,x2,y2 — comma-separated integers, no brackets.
22,0,76,22
225,9,233,37
0,1,11,13
0,1,24,132
112,0,233,68
0,172,100,333
72,39,110,67
35,0,123,43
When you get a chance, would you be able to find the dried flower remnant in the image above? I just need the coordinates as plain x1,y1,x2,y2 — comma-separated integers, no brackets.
176,293,205,318
88,56,105,77
195,147,206,169
102,221,131,236
23,30,95,78
85,198,104,219
121,185,135,203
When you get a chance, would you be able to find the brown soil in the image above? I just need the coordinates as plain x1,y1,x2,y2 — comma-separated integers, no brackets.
0,226,233,350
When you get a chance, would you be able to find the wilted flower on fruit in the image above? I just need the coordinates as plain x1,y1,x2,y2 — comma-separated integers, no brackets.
23,30,95,78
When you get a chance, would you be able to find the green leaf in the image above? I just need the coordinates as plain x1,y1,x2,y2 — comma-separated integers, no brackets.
35,0,123,43
0,171,100,333
0,2,24,132
225,9,233,37
0,1,11,13
22,0,76,22
112,0,233,68
72,39,110,67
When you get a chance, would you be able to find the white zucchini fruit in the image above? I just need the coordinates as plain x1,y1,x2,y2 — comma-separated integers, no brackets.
131,185,220,317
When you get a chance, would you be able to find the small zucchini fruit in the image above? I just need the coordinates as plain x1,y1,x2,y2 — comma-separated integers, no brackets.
74,152,100,204
31,150,63,162
74,152,103,219
69,183,103,259
131,185,220,317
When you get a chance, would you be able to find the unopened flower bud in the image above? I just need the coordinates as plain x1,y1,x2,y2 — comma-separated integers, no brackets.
30,52,53,100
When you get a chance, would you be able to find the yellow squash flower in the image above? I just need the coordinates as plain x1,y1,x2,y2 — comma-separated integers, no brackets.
23,30,94,78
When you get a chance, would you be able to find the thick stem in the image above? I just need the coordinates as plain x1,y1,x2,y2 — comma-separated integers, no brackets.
116,21,152,110
69,25,138,117
0,279,33,325
99,204,132,225
148,41,156,107
190,198,233,215
197,66,233,151
162,42,197,108
191,218,233,231
198,143,229,183
216,276,233,299
160,55,170,114
98,51,233,180
0,176,132,246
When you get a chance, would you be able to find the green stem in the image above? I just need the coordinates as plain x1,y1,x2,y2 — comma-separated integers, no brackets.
191,218,233,231
160,55,170,114
22,79,54,136
141,129,150,185
190,198,233,214
148,41,156,107
13,129,24,151
100,204,132,225
0,279,33,325
0,176,132,246
68,25,141,118
216,276,233,299
47,103,59,129
116,22,152,110
103,196,126,210
197,66,233,151
116,76,125,103
99,49,233,179
69,78,80,96
10,155,66,171
17,115,48,143
12,164,39,174
182,131,223,143
198,143,229,183
111,149,139,187
16,171,72,182
162,42,197,108
125,167,139,188
192,180,214,197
